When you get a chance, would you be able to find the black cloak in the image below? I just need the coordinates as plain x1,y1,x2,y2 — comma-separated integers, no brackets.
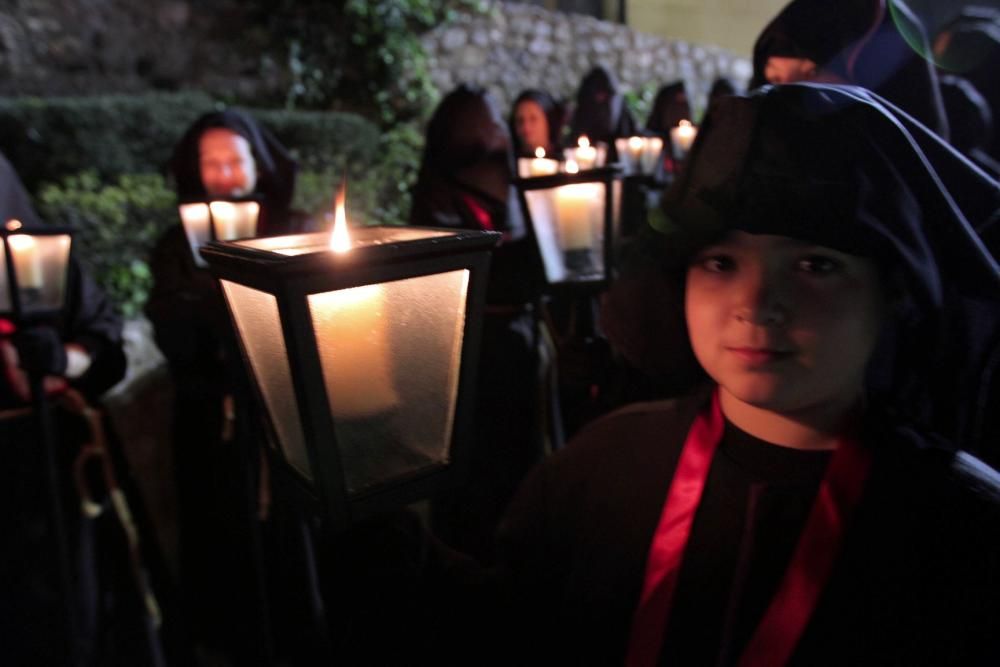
751,0,949,138
508,89,565,158
169,108,299,235
660,83,1000,456
568,66,637,145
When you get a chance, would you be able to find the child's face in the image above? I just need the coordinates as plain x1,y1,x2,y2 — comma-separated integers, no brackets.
685,231,885,417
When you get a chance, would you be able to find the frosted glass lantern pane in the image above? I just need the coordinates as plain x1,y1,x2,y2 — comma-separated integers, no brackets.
0,239,10,313
179,204,211,268
11,234,71,316
525,185,605,283
308,269,469,495
221,280,312,480
210,201,260,241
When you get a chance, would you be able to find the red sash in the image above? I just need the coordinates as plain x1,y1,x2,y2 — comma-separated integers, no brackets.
625,389,872,667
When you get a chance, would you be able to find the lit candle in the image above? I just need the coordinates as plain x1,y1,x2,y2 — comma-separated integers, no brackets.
179,203,211,267
553,182,601,251
7,233,43,289
628,136,644,173
642,137,664,175
566,135,599,171
312,183,399,419
530,147,559,177
670,120,698,159
210,201,260,241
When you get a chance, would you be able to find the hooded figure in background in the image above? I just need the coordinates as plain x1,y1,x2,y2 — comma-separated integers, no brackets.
411,84,552,563
473,83,1000,667
751,0,949,139
146,109,308,663
0,152,169,665
645,81,692,134
568,66,637,146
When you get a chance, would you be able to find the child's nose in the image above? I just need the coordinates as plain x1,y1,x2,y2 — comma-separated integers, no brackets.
733,269,787,326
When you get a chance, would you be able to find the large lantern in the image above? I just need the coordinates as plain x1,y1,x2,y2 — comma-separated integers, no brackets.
200,198,499,530
1,219,73,320
515,164,623,288
179,199,261,268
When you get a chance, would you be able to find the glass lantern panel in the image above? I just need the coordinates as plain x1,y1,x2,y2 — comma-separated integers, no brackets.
179,204,211,268
210,201,260,241
307,269,470,496
221,280,312,480
525,184,607,284
10,234,72,316
0,239,10,313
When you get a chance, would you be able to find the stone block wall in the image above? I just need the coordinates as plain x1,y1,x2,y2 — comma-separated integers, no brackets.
422,2,753,118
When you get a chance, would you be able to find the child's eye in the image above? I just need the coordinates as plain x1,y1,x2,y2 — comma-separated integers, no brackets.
796,255,843,275
696,255,736,273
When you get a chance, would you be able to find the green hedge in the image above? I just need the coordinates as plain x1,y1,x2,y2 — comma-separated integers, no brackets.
0,92,381,193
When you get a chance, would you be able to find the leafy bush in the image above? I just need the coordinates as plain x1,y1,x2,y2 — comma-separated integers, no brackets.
0,93,381,193
37,172,177,318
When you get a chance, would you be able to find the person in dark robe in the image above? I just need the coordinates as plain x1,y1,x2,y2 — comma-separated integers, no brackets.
410,84,552,564
145,109,311,663
708,77,740,108
568,65,637,147
425,83,1000,665
751,0,949,139
509,89,565,159
645,81,692,134
0,152,169,664
933,6,1000,161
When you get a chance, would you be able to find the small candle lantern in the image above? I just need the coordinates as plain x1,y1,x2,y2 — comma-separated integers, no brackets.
200,189,499,529
670,120,699,161
517,147,560,178
1,219,73,320
515,163,623,287
179,199,261,268
564,135,607,171
615,136,666,176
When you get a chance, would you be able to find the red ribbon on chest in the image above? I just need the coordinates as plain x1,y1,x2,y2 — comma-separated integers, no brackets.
626,389,872,667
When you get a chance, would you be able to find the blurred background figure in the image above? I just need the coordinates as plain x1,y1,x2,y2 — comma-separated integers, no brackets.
751,0,949,138
707,76,741,109
509,89,566,158
146,108,312,664
569,65,637,147
411,84,554,563
645,81,691,134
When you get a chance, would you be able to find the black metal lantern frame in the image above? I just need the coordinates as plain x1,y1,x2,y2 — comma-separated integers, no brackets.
179,196,262,268
201,226,499,530
1,223,74,322
515,164,624,291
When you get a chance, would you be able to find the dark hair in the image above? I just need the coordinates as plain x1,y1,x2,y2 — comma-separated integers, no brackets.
646,82,691,133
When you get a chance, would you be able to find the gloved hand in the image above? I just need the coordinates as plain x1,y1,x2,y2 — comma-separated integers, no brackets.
13,326,68,377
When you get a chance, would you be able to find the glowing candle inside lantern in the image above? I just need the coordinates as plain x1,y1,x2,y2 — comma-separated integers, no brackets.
8,233,43,289
531,147,558,177
642,137,664,174
628,136,644,172
179,203,212,267
576,135,598,170
553,181,601,251
670,120,698,158
312,184,399,419
210,201,259,241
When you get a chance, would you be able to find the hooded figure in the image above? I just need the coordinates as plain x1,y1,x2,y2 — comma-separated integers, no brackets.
509,89,566,158
751,0,949,139
475,84,1000,666
568,66,637,146
645,81,692,134
411,85,551,562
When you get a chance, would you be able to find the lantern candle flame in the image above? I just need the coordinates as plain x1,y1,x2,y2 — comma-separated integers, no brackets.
329,181,351,253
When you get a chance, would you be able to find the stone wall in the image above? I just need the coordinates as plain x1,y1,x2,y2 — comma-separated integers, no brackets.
422,2,752,118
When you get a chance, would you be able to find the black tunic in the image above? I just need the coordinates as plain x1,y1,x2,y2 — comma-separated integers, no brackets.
493,392,1000,666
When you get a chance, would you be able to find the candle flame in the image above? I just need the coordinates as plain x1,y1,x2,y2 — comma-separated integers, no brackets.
535,147,546,159
578,135,590,149
5,219,22,231
565,159,579,174
329,181,351,253
628,136,644,150
678,119,693,129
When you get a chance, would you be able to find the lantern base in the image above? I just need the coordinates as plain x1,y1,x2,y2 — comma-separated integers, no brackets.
562,249,602,281
336,409,445,496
